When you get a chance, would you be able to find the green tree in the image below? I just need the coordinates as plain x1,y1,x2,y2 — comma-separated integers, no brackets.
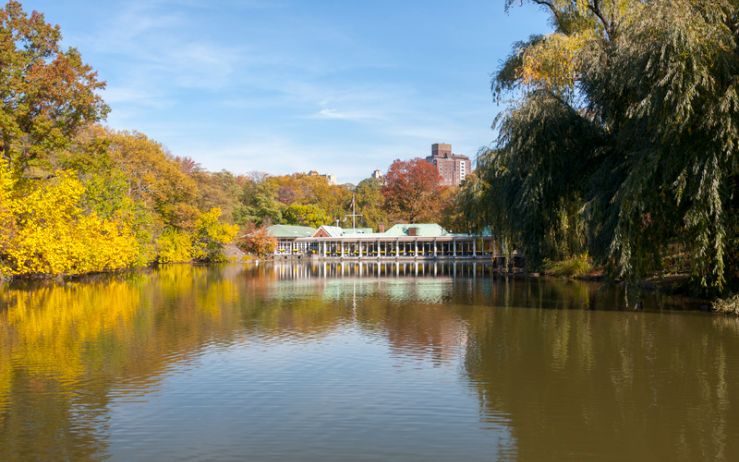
283,203,330,228
0,1,108,174
474,0,738,290
354,177,388,230
237,178,284,226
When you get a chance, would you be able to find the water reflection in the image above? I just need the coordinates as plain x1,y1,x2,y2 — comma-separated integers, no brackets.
262,260,496,280
0,264,737,461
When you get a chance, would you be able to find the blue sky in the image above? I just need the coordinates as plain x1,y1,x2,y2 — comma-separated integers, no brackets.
25,0,549,183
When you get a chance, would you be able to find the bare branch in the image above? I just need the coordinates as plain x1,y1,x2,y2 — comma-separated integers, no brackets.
531,0,564,25
588,0,613,40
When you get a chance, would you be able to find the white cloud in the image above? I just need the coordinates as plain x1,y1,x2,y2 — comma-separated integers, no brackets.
53,0,499,181
311,108,384,121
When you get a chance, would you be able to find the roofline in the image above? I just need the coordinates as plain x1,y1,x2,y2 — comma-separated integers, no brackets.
295,235,491,241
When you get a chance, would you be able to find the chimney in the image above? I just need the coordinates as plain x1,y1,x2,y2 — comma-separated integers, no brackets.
379,224,385,233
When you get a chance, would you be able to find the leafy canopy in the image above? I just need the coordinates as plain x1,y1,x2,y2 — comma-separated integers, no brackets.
0,1,108,174
470,0,737,290
382,158,443,223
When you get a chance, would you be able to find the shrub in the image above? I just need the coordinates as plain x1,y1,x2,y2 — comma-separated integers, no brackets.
713,295,739,315
156,229,193,263
0,165,141,276
236,226,276,258
543,254,593,278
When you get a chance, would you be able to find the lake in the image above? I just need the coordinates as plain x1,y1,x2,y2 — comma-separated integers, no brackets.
1,263,737,461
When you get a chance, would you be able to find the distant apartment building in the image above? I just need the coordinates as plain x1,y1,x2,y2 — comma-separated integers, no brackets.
371,169,383,180
307,170,337,185
425,143,471,186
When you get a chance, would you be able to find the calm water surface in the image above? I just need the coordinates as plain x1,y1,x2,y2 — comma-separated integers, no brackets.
1,263,737,461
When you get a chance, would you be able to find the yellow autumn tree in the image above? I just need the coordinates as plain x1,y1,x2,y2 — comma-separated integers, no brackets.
0,158,16,274
519,31,593,89
156,229,194,263
0,159,141,277
156,208,237,264
191,208,238,262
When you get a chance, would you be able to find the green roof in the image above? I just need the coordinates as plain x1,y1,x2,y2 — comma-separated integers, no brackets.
266,224,316,238
315,225,344,237
288,223,481,239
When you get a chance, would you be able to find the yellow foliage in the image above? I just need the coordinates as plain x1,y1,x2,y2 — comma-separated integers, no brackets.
0,159,141,277
192,207,238,262
155,209,237,263
520,32,591,89
1,132,245,278
156,228,193,263
0,158,15,251
102,129,199,225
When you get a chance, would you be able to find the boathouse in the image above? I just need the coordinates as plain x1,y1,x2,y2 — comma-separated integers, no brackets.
266,224,316,255
268,223,495,260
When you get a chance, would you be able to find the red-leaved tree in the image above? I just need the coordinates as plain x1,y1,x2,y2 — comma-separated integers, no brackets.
236,225,276,258
382,158,442,223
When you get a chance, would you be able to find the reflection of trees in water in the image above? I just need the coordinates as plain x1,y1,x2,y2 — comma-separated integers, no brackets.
462,303,739,461
356,297,466,365
0,265,348,461
0,267,233,461
0,265,732,461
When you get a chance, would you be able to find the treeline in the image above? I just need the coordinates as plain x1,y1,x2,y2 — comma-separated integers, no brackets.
0,125,240,276
458,0,737,294
240,157,459,231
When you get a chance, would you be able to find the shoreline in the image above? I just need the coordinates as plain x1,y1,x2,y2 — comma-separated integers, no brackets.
1,260,730,314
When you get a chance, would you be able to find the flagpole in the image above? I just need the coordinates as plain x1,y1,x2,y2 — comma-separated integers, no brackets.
352,194,356,230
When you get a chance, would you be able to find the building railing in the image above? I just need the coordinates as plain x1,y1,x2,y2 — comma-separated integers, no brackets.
274,236,501,260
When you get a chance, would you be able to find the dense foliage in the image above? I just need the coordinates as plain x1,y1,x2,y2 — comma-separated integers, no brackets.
238,159,456,231
382,158,446,223
463,0,737,291
236,226,277,258
0,1,108,175
0,124,239,276
237,172,352,227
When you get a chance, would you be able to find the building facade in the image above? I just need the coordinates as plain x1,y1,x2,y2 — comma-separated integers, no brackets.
268,223,497,260
425,143,471,186
307,170,337,185
266,224,316,255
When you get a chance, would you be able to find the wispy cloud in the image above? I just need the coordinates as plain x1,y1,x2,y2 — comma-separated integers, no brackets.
310,108,384,121
33,0,548,182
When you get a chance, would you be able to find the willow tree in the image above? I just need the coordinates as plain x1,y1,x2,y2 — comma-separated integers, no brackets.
475,0,737,289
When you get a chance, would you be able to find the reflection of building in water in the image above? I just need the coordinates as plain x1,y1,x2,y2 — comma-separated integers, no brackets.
267,223,505,261
268,261,496,281
357,292,469,364
264,263,469,364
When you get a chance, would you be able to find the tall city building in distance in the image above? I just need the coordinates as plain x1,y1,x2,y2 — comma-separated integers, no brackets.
425,143,471,186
